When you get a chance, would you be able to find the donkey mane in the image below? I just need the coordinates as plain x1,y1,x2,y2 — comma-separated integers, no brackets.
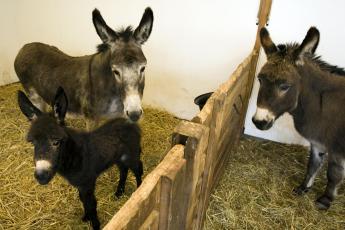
96,26,134,52
277,43,345,77
310,55,345,76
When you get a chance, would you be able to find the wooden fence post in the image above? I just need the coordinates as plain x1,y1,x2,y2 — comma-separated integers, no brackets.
172,121,210,229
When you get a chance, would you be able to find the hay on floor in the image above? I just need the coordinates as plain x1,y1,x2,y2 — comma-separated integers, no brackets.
205,137,345,229
0,83,179,229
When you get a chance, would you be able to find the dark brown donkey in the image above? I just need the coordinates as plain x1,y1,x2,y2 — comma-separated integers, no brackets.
18,87,143,229
14,7,154,124
252,27,345,209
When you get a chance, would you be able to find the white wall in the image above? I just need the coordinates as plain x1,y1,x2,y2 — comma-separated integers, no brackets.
0,0,259,119
244,0,345,145
3,1,344,145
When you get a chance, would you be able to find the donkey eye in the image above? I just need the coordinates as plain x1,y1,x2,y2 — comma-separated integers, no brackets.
52,140,61,146
279,83,291,91
113,70,120,76
140,66,146,74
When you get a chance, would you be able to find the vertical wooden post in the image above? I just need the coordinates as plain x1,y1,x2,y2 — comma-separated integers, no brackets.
172,121,209,230
240,0,273,133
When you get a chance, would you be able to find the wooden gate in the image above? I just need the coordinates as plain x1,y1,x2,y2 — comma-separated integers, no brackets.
104,0,272,229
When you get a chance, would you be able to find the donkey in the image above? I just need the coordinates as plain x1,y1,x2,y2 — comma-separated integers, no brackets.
252,27,345,209
18,87,143,229
14,7,154,125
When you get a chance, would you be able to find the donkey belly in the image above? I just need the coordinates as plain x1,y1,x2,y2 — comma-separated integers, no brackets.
14,42,91,116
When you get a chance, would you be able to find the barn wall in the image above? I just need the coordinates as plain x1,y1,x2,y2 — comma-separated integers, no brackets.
3,1,344,145
0,0,259,120
244,0,345,145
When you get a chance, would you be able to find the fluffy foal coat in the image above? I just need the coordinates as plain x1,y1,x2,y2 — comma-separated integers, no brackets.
18,87,143,229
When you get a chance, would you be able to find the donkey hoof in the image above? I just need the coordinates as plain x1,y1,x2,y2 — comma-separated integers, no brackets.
91,220,100,230
82,214,90,222
115,189,124,198
293,185,309,195
315,196,331,210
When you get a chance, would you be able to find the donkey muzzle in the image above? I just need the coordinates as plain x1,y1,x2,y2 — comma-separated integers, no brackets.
252,107,275,130
123,93,143,122
252,117,273,130
34,170,53,185
34,160,53,185
126,110,143,122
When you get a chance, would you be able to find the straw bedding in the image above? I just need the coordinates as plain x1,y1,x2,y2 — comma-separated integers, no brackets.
205,137,345,229
0,83,179,229
2,82,345,229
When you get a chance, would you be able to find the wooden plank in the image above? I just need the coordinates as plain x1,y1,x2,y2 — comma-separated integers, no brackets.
139,210,159,230
217,94,244,151
211,109,242,190
240,0,273,132
172,120,210,230
218,73,247,136
194,94,222,229
172,121,207,145
104,145,185,230
159,158,186,230
253,0,273,51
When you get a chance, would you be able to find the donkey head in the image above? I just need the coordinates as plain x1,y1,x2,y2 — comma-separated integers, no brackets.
92,8,154,122
252,27,320,130
18,87,68,185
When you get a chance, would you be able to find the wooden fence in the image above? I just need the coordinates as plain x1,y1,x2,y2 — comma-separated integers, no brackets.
104,0,272,229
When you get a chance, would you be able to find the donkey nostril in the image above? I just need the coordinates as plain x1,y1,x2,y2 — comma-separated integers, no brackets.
34,170,51,185
128,111,142,122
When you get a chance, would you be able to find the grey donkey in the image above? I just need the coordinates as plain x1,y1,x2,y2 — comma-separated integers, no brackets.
15,7,154,127
252,27,345,209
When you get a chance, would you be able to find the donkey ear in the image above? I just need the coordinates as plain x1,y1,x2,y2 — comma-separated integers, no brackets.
92,8,118,44
53,87,68,125
260,27,278,57
295,27,320,64
18,90,42,121
134,7,154,45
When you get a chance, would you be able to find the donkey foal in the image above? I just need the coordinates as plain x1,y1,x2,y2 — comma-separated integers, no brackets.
18,87,143,229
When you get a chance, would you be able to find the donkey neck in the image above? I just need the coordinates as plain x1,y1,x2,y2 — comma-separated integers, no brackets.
91,49,112,73
290,61,345,141
292,61,345,116
57,128,85,176
298,61,345,92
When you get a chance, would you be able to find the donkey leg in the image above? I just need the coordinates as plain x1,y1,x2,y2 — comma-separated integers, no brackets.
294,145,326,195
115,163,129,197
78,184,100,230
316,155,344,210
130,160,144,188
